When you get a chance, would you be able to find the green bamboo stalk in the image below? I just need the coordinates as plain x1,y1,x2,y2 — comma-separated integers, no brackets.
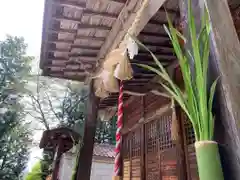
195,141,224,180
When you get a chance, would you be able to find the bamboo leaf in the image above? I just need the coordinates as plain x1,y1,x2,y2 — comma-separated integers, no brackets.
130,34,169,76
174,28,187,44
208,77,219,139
163,24,173,41
134,63,172,84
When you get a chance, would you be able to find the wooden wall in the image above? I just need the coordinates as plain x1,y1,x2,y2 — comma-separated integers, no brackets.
122,92,198,180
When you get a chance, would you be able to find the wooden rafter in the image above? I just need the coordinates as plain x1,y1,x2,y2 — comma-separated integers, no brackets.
140,31,169,38
71,45,100,50
75,35,105,41
159,7,179,14
52,15,112,30
48,28,77,34
110,0,127,3
96,0,168,65
53,0,119,18
83,9,118,19
53,0,85,9
133,73,156,77
48,48,70,53
45,69,86,74
138,51,174,56
149,19,168,26
69,53,97,58
137,53,175,59
143,41,172,48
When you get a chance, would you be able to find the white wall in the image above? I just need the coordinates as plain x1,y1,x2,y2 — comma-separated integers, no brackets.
59,152,114,180
90,162,114,180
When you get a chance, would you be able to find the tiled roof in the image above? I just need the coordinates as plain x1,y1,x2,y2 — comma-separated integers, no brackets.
93,144,115,158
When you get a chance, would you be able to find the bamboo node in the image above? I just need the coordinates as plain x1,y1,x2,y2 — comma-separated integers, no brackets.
195,141,217,149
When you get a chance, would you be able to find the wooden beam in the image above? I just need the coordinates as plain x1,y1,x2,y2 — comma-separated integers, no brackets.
110,0,169,51
96,0,140,61
76,82,99,180
96,0,168,62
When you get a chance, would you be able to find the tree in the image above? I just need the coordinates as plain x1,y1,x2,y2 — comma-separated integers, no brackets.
25,76,87,131
95,116,117,144
0,36,32,180
0,125,30,180
26,75,117,179
25,78,88,179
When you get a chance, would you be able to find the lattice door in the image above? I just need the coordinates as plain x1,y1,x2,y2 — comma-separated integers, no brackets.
123,133,131,180
181,112,199,180
131,129,141,180
122,128,142,180
145,111,180,180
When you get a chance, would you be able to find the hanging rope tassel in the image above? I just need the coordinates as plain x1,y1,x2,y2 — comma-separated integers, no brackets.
171,98,179,141
114,81,123,177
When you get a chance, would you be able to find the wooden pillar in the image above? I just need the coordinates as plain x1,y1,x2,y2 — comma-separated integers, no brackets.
140,96,145,180
203,0,240,179
52,140,63,180
76,81,100,180
175,106,188,180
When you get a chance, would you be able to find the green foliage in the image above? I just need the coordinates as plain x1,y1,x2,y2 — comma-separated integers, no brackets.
40,150,54,180
133,0,217,141
0,125,30,180
25,161,45,180
0,36,31,180
95,116,117,144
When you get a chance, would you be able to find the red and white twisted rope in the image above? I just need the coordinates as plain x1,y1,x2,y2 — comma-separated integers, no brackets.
114,81,123,176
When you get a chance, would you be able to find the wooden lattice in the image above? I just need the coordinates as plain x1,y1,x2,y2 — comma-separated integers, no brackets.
183,116,195,145
145,111,178,180
181,112,199,180
122,129,142,180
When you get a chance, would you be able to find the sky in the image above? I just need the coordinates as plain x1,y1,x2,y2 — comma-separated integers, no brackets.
0,0,45,171
0,0,44,57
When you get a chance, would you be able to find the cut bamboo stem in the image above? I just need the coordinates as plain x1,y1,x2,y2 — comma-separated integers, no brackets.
195,141,224,180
